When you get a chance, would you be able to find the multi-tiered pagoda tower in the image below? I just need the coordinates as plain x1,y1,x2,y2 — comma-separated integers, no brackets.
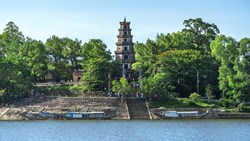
115,18,136,82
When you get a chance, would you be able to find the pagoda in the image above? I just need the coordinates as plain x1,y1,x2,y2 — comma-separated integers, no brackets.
115,18,136,82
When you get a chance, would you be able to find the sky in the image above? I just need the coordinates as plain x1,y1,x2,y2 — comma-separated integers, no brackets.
0,0,250,54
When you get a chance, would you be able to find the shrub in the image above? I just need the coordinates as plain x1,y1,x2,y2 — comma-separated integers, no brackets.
239,107,250,113
189,92,202,103
184,100,197,106
218,98,230,108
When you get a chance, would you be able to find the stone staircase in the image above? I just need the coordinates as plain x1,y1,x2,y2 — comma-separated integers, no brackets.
126,98,150,119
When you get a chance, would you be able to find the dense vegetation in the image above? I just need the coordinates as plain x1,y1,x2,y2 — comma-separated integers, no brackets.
132,18,250,108
0,18,250,108
0,21,116,105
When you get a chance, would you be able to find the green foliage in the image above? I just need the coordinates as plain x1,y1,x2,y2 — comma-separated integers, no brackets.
182,18,220,53
82,39,112,91
139,73,176,100
69,85,87,96
189,92,202,103
0,59,31,104
211,35,250,104
45,35,71,81
112,77,133,102
21,38,48,82
0,22,32,104
62,38,83,70
205,84,213,101
218,98,230,108
239,107,250,113
112,77,133,94
149,97,219,108
1,21,25,58
110,60,122,79
182,18,220,96
133,18,220,98
0,18,249,107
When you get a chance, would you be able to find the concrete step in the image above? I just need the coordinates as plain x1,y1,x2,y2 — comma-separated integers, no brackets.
127,98,150,119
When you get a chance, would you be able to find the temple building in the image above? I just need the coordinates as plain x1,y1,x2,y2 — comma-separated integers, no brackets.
115,18,136,82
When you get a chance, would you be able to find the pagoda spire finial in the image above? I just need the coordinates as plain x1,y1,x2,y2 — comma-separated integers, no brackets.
124,16,126,22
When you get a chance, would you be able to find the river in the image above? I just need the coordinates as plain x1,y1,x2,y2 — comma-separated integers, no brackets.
0,119,249,141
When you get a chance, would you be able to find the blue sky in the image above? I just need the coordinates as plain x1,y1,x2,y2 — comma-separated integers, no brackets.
0,0,249,54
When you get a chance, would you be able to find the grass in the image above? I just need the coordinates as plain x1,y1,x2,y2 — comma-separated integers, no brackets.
149,97,221,109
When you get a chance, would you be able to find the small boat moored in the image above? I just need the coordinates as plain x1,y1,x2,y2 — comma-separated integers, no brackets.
66,111,111,119
162,110,208,119
22,111,111,120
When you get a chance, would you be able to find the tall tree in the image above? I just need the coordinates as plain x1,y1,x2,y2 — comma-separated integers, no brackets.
155,49,201,97
110,60,122,80
112,77,132,102
82,39,112,91
133,39,162,77
0,59,31,104
21,38,48,82
210,35,240,105
236,38,250,103
182,18,220,96
62,37,83,70
45,35,71,81
182,18,220,53
0,21,31,104
0,21,25,58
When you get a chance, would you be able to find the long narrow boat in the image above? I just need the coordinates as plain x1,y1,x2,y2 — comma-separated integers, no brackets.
65,112,111,119
22,111,111,120
161,110,209,119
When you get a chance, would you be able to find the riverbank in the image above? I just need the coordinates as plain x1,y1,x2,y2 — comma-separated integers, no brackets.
0,96,129,120
150,108,250,119
1,96,250,120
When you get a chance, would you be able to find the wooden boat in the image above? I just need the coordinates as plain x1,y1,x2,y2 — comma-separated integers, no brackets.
22,111,111,120
162,110,209,119
65,112,111,119
22,111,60,120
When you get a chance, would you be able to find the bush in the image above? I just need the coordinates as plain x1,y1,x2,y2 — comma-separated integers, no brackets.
189,92,202,103
69,85,88,96
239,107,250,113
218,98,230,108
184,100,198,106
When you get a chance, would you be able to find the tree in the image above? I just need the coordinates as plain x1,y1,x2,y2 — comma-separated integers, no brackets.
62,37,83,70
189,92,202,103
182,18,220,53
110,60,122,80
139,73,176,102
82,39,112,91
0,21,31,104
133,39,161,76
133,18,221,98
20,38,48,82
45,35,71,81
210,35,249,105
0,21,25,58
235,38,250,103
0,59,31,104
112,77,132,102
182,18,220,96
205,84,213,102
155,49,201,97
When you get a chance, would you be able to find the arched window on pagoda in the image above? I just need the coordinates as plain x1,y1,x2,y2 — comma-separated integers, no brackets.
124,55,129,60
124,64,128,70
